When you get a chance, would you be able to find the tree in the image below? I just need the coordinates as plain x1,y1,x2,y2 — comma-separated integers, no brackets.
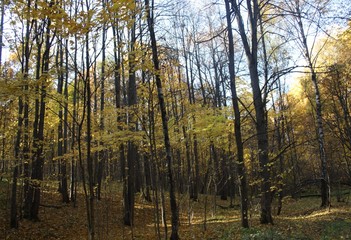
224,0,249,228
123,0,137,227
277,0,331,207
318,24,351,188
145,0,180,238
10,0,32,227
56,34,69,203
23,0,54,220
232,0,273,224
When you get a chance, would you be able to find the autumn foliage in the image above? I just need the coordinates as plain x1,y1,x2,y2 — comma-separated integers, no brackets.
0,0,350,239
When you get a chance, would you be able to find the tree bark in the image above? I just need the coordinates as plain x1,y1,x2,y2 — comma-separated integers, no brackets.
295,3,330,208
145,0,179,238
96,0,107,200
56,38,69,203
124,1,137,225
10,99,23,228
24,4,52,219
62,38,69,204
232,0,273,224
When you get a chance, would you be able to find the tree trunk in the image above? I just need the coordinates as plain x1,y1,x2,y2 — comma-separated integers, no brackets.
11,0,32,224
145,0,179,238
194,44,206,105
56,39,69,203
10,98,24,228
124,1,137,225
97,2,107,200
24,7,52,219
232,0,273,224
311,72,330,207
83,3,95,238
62,38,69,204
294,1,330,208
86,37,95,240
70,17,79,204
192,133,199,201
294,3,330,207
31,8,52,219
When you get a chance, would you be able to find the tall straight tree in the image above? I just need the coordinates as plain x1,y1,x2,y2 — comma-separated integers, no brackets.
70,0,79,204
232,0,273,224
124,0,137,226
56,36,69,203
96,0,107,201
10,0,32,227
61,0,70,205
109,1,125,186
224,0,249,228
23,0,54,220
279,0,330,208
73,0,96,238
85,1,95,238
145,0,179,239
62,37,70,204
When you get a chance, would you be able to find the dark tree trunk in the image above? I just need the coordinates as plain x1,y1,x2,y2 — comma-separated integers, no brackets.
70,18,79,204
220,153,228,201
124,2,137,225
232,0,273,224
194,44,206,105
62,38,69,204
11,0,32,225
24,6,53,219
124,142,136,226
30,12,51,220
10,98,24,228
192,134,199,201
56,39,69,203
145,0,179,238
182,125,192,199
211,45,221,108
112,15,124,184
86,32,95,240
97,2,107,200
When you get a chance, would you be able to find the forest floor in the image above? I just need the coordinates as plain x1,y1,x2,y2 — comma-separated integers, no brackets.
0,179,351,240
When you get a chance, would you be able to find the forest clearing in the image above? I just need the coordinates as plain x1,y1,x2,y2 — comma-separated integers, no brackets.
1,180,351,239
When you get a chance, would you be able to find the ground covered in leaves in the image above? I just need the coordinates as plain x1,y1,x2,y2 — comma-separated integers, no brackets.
0,180,350,239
